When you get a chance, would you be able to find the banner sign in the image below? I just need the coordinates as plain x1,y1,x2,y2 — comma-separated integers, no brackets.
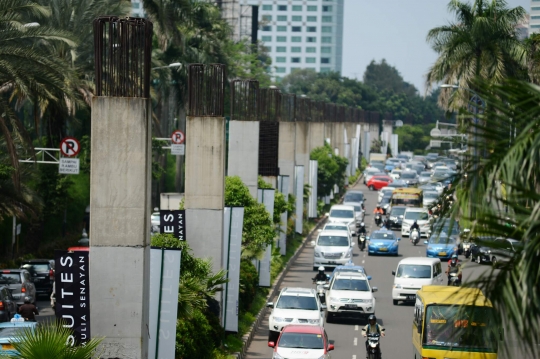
222,207,244,332
308,160,318,218
257,189,275,287
149,248,181,359
160,210,186,241
55,250,90,346
277,175,290,256
294,165,304,234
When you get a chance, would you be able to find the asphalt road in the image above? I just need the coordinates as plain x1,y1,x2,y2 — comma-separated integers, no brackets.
245,180,533,359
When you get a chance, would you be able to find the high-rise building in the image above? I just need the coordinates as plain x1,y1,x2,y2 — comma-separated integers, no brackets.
131,0,145,17
517,14,529,40
238,0,344,79
531,1,540,34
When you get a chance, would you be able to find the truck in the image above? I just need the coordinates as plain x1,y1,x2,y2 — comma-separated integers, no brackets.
369,153,387,164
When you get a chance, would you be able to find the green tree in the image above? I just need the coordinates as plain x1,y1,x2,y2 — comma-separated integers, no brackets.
394,125,431,152
364,59,418,96
426,0,526,109
310,143,348,198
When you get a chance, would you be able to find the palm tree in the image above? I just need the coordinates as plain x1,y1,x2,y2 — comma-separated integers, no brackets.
426,0,526,109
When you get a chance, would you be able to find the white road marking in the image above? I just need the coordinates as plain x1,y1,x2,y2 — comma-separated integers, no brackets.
355,325,359,331
354,337,358,346
352,355,357,359
362,259,365,264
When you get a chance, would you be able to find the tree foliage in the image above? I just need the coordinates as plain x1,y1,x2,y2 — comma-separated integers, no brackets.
394,124,432,152
364,59,418,97
310,144,348,198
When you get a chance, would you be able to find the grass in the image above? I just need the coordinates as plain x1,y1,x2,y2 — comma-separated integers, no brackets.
349,168,361,185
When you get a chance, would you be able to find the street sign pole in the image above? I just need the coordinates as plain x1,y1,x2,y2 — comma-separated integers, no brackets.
170,130,185,156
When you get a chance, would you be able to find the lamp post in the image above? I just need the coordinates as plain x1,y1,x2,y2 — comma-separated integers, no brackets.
440,84,485,222
151,62,182,70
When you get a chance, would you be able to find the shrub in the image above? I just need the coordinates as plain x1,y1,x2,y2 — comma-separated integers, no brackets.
175,309,216,359
238,259,258,312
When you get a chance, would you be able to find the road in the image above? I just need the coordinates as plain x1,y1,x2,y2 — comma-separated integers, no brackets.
245,180,533,359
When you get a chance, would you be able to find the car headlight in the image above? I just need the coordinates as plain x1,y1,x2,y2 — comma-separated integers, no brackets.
428,246,433,251
308,319,320,324
273,353,284,359
392,241,399,247
453,247,458,252
394,284,402,289
329,297,339,303
314,252,321,257
390,216,397,221
363,298,373,304
273,317,285,323
345,251,352,258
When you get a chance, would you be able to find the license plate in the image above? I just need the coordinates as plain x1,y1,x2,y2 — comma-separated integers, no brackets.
379,248,388,252
438,252,447,256
344,304,356,308
2,344,14,350
407,295,416,300
327,261,337,264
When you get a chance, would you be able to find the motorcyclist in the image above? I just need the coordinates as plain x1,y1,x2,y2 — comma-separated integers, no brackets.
357,222,367,236
362,314,385,356
445,254,462,285
312,266,328,282
410,220,420,232
373,205,384,215
18,297,39,321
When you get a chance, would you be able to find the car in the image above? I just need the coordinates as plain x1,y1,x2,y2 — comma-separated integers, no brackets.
343,201,365,224
386,205,407,229
384,158,401,172
326,205,357,233
0,320,37,356
370,162,386,172
343,190,365,209
367,229,400,256
389,168,402,180
329,263,372,281
363,168,382,184
366,176,392,191
399,170,419,187
429,218,460,241
312,230,354,270
266,287,325,342
0,287,17,323
423,191,439,208
150,210,160,235
0,270,36,305
470,237,522,267
323,223,356,238
325,271,377,322
387,179,408,188
397,154,411,162
19,259,54,298
432,167,452,182
418,171,433,184
268,324,334,358
391,257,444,305
442,158,458,170
424,233,459,260
379,194,392,215
419,183,437,192
432,182,445,195
401,208,431,237
377,186,395,203
411,164,425,175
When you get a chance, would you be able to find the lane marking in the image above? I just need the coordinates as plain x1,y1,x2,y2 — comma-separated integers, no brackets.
355,325,359,331
362,259,365,264
352,356,357,359
354,337,358,346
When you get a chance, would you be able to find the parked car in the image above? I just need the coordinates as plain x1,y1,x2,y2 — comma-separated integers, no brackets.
20,259,54,298
399,170,419,187
325,271,377,322
266,287,325,342
386,205,407,229
367,229,401,256
268,325,334,358
0,287,18,323
366,176,392,191
0,270,36,305
0,320,38,356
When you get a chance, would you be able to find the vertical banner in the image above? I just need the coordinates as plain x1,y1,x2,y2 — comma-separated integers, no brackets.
381,132,389,155
391,134,399,157
344,143,351,177
364,132,371,161
308,160,318,218
149,248,181,359
354,124,361,171
257,189,275,287
294,165,304,234
343,127,348,157
222,207,244,332
55,250,90,345
352,138,358,173
159,210,186,241
277,176,290,256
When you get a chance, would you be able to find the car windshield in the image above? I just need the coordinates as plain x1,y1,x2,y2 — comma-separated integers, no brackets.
434,170,449,177
401,172,416,179
278,332,325,349
396,264,431,279
276,295,318,310
424,192,438,199
392,170,402,174
382,189,394,195
317,236,349,247
332,278,369,291
374,177,390,182
0,326,30,338
405,211,429,220
324,225,348,231
421,172,432,177
344,192,364,202
0,273,21,284
336,267,365,274
381,197,391,204
330,209,354,219
391,208,406,216
429,235,456,244
21,264,49,272
370,232,394,240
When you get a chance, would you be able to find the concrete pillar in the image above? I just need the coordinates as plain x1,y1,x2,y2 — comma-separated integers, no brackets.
90,97,151,358
278,122,296,195
333,122,346,156
382,120,394,155
324,122,334,145
370,122,379,150
228,120,259,197
185,116,226,276
295,121,310,183
309,122,325,152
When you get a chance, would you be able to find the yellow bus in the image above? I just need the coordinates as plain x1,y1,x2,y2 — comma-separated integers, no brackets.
413,286,500,359
391,188,423,207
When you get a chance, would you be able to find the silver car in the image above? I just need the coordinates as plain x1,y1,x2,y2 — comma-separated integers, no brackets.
312,230,354,270
418,171,433,184
400,170,419,187
0,270,36,305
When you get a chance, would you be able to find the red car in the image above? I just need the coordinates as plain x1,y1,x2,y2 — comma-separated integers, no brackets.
366,176,392,190
268,325,335,358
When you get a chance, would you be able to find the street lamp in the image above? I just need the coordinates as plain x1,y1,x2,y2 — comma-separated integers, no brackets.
151,62,182,70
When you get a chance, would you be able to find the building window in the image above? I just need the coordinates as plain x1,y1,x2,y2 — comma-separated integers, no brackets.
291,47,301,53
532,16,540,20
306,47,316,53
532,24,540,28
322,36,332,43
276,46,286,52
291,36,302,42
276,36,287,42
307,16,317,22
262,15,272,21
292,26,301,32
277,15,287,21
276,67,286,73
533,6,540,10
321,57,330,64
132,3,140,9
307,5,317,11
277,26,287,32
292,15,302,21
322,26,332,33
292,5,302,11
320,67,331,73
276,57,286,63
262,5,272,10
322,16,332,22
291,57,301,63
278,5,287,11
321,47,331,53
262,26,272,31
261,36,272,42
323,5,332,12
307,26,317,32
306,57,316,63
307,37,317,42
275,76,283,83
291,67,301,72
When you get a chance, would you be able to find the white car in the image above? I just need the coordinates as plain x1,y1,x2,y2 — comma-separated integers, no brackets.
313,230,354,270
423,191,439,208
363,168,381,184
326,205,356,233
343,201,365,224
401,208,431,237
323,223,356,238
389,169,402,180
433,182,444,195
418,171,433,184
267,287,325,342
325,272,377,322
377,186,395,203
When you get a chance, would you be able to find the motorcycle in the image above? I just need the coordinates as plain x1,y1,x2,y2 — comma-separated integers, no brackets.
358,234,367,251
313,279,328,304
410,229,420,246
374,214,382,227
366,333,381,359
448,272,461,286
462,242,472,258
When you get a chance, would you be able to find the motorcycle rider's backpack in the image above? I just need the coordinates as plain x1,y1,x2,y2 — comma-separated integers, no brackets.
367,323,381,334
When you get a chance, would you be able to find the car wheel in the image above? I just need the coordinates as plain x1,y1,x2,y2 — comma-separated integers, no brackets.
393,300,398,305
268,330,280,342
476,255,482,264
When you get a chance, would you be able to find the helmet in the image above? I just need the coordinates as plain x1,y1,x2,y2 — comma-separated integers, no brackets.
368,314,377,324
360,222,365,227
452,254,458,259
318,266,325,272
377,205,381,208
24,297,31,304
450,254,458,266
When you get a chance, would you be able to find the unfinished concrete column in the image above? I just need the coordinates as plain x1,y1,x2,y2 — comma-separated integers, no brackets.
259,88,281,187
309,121,325,152
278,94,296,194
295,97,312,183
90,18,152,358
227,80,260,197
382,118,394,156
185,64,226,276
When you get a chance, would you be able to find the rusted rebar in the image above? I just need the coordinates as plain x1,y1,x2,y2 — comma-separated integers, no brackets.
280,94,296,122
187,64,226,117
231,80,259,121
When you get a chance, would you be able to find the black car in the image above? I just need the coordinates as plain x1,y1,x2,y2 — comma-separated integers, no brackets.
471,237,522,267
386,206,407,229
0,286,18,322
20,259,55,298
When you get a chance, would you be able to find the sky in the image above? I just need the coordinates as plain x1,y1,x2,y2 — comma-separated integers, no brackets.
342,0,530,94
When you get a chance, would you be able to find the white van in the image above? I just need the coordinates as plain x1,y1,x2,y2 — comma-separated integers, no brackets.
391,257,444,305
